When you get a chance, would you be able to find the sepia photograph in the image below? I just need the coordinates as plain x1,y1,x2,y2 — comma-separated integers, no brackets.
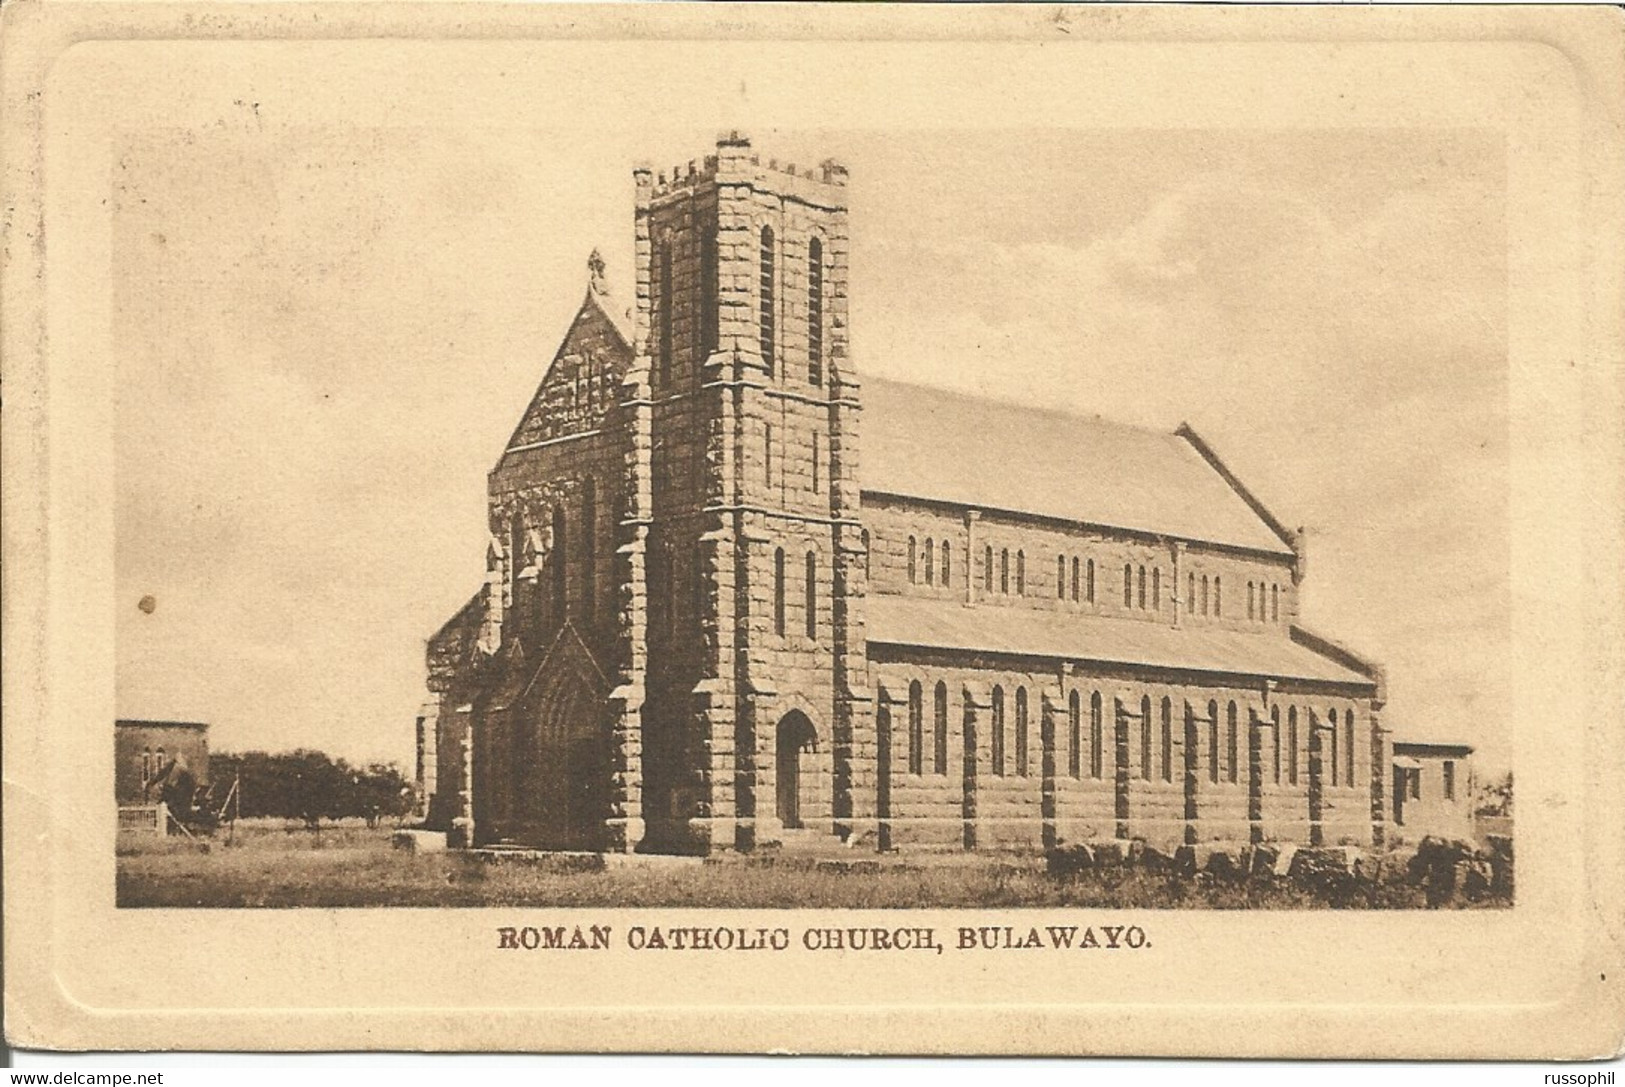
5,1,1621,1057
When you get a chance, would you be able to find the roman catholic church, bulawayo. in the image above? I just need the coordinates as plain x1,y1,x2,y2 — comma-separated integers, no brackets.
416,133,1421,857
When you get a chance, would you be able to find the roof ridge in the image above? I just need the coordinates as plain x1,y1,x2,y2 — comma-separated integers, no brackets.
859,372,1183,442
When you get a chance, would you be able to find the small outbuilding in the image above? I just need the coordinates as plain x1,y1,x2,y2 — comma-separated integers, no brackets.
1390,739,1474,841
115,719,210,807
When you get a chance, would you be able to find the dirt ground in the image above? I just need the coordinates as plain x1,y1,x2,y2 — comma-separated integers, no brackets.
115,822,1508,909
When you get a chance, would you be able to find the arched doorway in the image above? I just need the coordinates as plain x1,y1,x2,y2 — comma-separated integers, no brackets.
776,712,818,830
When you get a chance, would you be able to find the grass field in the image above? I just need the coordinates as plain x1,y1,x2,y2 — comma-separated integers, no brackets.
116,823,1505,909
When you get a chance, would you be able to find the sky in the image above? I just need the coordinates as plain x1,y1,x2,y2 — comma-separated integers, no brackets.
113,126,1508,774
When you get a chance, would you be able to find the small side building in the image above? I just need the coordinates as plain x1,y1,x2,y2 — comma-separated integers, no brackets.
1390,739,1473,841
115,719,210,806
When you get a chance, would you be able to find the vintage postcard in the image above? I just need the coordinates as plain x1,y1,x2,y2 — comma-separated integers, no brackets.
3,0,1622,1057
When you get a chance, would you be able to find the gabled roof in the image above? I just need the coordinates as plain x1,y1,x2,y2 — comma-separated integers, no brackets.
866,595,1374,687
502,282,635,458
859,377,1295,556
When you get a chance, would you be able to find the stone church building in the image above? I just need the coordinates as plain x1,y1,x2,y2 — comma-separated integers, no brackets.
417,134,1398,856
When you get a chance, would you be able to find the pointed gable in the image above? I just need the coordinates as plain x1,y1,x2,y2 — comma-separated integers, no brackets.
503,283,635,458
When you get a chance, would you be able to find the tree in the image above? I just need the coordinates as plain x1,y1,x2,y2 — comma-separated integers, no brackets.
1473,770,1513,818
209,749,413,827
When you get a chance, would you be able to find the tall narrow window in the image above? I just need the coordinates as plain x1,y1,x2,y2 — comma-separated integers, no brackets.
1068,691,1082,779
908,681,923,776
1271,583,1280,621
991,686,1006,777
1015,687,1030,776
699,226,718,358
692,541,705,627
1208,700,1220,784
933,682,949,776
1087,559,1095,603
758,225,776,372
1000,549,1010,595
1443,759,1456,800
1344,707,1356,787
582,482,596,621
1072,557,1081,602
1160,698,1173,783
1248,582,1255,620
923,538,934,585
804,551,817,640
1016,551,1026,596
984,545,994,593
1200,575,1210,615
812,432,821,495
1271,706,1282,784
1288,707,1300,785
1092,692,1105,776
1226,702,1238,784
1327,709,1339,786
765,424,774,489
1058,555,1067,599
552,506,567,618
1214,576,1222,616
508,511,525,605
1152,568,1161,610
907,536,917,584
658,244,673,387
940,540,951,587
1137,565,1146,609
807,237,824,386
861,529,871,581
1123,564,1133,607
1140,695,1153,781
1188,571,1196,613
773,548,786,636
1090,692,1104,779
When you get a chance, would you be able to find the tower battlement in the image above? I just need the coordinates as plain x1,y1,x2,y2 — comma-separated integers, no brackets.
637,133,848,207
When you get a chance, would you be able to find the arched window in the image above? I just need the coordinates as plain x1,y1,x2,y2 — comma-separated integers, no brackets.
1327,708,1340,786
1072,556,1081,602
1272,583,1280,621
508,511,525,604
1152,568,1161,611
140,748,152,785
1200,574,1210,616
155,747,165,775
582,482,596,621
552,505,567,617
1140,695,1153,781
1248,581,1255,620
940,540,951,587
1016,551,1026,596
765,424,774,488
1288,707,1300,785
1343,708,1356,788
807,236,824,386
1226,701,1238,784
773,547,786,635
1089,692,1104,779
1208,700,1220,784
984,545,994,593
699,227,718,358
1000,549,1010,595
1057,555,1067,599
758,224,776,372
908,681,924,776
1188,571,1196,613
1087,558,1095,603
804,551,817,639
1271,705,1282,784
1015,687,1029,777
1160,697,1173,783
907,536,917,584
811,432,821,494
923,538,934,585
1214,576,1222,616
1123,564,1133,607
933,682,949,776
1137,565,1147,610
991,686,1006,777
1068,691,1082,779
658,243,673,387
